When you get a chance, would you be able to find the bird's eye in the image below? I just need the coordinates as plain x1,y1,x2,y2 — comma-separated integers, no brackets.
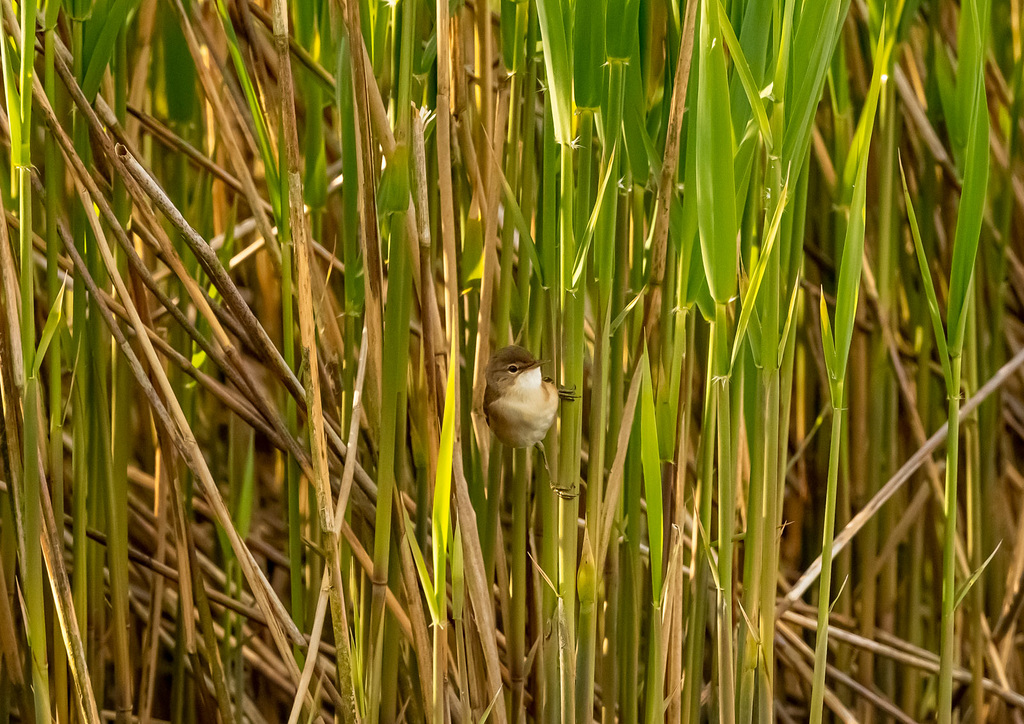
508,365,518,373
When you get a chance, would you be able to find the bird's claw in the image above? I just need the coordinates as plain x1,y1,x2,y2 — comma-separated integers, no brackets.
557,384,579,401
550,481,579,499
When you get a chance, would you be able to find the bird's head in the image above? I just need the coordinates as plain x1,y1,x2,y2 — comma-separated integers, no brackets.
485,345,544,395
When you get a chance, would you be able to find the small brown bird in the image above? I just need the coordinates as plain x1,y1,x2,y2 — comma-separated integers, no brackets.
484,345,574,449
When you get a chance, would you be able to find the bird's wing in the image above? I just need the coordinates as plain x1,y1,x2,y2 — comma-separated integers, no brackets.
483,383,497,425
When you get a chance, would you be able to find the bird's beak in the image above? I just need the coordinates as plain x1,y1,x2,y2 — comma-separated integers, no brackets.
529,359,546,370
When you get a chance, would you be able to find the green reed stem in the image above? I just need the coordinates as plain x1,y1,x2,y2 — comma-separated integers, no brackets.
937,354,963,724
810,399,844,723
713,301,736,724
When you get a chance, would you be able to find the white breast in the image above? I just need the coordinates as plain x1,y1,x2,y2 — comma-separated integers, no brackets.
490,370,558,447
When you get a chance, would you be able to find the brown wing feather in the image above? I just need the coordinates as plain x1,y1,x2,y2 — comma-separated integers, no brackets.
484,382,498,427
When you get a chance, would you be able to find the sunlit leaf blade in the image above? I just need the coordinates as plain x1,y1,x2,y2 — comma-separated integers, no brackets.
831,19,891,379
432,332,459,608
778,281,801,369
819,290,837,387
841,23,892,191
952,0,989,154
611,285,647,334
831,151,867,377
639,344,664,598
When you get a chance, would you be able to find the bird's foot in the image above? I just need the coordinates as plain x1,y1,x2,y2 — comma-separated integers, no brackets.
549,481,579,499
534,442,553,477
557,384,579,401
535,442,579,498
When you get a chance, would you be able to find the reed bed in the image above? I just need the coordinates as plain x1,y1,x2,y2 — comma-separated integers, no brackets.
2,0,1024,721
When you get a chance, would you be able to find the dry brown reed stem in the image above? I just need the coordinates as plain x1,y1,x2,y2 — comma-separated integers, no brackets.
110,143,375,494
26,53,309,680
338,0,385,434
114,146,303,399
0,163,98,724
777,624,916,724
775,624,858,724
21,82,346,512
19,208,336,503
596,360,643,574
644,0,699,337
783,610,1024,710
166,0,281,268
272,0,360,715
0,172,100,724
38,466,102,724
470,90,510,463
783,339,1024,611
451,441,510,723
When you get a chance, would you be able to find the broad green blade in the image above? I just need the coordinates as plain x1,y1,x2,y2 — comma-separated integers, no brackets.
573,0,605,109
696,0,738,305
606,0,640,60
536,0,573,145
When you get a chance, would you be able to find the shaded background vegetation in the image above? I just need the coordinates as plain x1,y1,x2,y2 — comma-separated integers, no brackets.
1,0,1024,721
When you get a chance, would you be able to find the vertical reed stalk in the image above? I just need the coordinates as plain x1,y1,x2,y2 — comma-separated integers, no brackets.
809,400,843,722
937,355,963,722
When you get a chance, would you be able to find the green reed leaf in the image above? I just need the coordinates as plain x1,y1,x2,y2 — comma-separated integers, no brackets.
405,510,439,623
730,181,788,370
946,71,990,357
606,0,640,60
33,281,66,377
819,289,837,385
899,156,953,388
573,0,605,110
696,0,738,305
954,541,1001,612
536,0,573,144
81,0,133,101
716,0,773,150
572,146,618,288
432,331,459,610
640,343,664,598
